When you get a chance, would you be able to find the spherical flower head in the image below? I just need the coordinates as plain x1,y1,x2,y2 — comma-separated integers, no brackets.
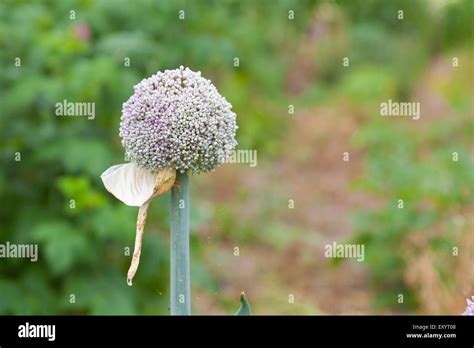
463,296,474,316
119,66,238,174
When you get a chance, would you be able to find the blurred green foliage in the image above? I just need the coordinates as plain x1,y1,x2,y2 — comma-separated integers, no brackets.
337,1,472,312
351,113,473,310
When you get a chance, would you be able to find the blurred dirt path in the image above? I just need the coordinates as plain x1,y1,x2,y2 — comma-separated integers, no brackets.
194,104,375,314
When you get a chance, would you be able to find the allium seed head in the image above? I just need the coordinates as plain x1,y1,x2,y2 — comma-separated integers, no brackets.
463,296,474,316
120,66,238,174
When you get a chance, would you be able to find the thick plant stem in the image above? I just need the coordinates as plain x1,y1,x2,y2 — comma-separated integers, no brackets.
170,172,191,315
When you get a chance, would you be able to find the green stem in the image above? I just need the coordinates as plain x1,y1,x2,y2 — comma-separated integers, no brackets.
170,171,191,315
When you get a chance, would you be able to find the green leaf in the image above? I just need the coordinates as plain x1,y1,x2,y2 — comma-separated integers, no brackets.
235,292,251,315
90,204,136,240
31,221,88,275
57,176,107,212
36,138,118,177
0,279,24,314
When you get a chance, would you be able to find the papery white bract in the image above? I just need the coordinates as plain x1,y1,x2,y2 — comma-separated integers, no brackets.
101,162,157,207
101,162,176,285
